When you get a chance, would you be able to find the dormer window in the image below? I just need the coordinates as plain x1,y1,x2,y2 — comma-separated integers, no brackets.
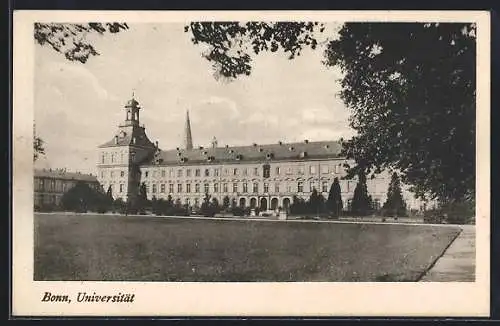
207,156,215,162
300,151,308,158
289,146,295,151
177,152,182,156
258,148,263,152
202,150,208,155
266,153,274,160
235,154,243,161
324,144,330,149
180,157,188,163
229,149,235,154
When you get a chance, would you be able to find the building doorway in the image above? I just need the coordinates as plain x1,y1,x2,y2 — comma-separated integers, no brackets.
260,197,268,211
271,198,279,210
283,198,291,210
250,197,257,208
239,197,246,207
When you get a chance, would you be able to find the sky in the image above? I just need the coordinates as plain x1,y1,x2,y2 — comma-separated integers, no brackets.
34,23,355,175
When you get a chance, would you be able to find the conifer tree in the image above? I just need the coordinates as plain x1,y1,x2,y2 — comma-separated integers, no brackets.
383,172,408,217
350,171,372,216
327,177,343,217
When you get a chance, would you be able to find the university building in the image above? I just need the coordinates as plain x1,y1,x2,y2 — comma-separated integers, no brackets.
97,96,424,211
34,168,100,208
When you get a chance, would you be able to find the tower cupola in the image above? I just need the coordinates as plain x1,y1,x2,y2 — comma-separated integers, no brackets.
124,93,141,125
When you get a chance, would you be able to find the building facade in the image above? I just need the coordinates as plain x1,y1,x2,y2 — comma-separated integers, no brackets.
34,168,100,208
97,97,426,211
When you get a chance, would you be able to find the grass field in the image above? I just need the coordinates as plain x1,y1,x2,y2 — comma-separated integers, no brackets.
34,213,462,282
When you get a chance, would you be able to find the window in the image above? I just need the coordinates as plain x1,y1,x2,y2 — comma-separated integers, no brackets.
321,165,329,174
177,183,182,193
194,198,199,206
108,184,113,193
233,168,238,175
233,183,238,193
120,171,125,177
298,166,304,175
204,169,210,177
120,184,124,193
100,171,105,178
177,169,183,177
335,165,341,174
223,183,228,193
310,165,316,174
322,181,328,193
214,183,219,192
101,154,105,164
254,167,259,176
169,169,174,177
186,198,190,205
310,182,316,192
253,182,258,193
224,168,229,176
195,169,200,177
242,183,248,193
111,153,115,163
152,184,157,193
110,171,115,178
169,184,174,193
286,167,292,175
214,168,220,176
275,183,280,193
195,183,200,193
153,170,157,178
287,184,292,192
204,183,209,193
144,171,148,178
186,169,191,177
186,183,191,193
121,152,124,163
264,183,269,193
160,184,165,193
263,164,270,178
243,168,248,176
298,181,303,192
145,183,149,193
161,170,166,177
275,166,280,175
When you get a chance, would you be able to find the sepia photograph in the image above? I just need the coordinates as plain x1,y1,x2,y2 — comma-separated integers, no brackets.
13,10,490,316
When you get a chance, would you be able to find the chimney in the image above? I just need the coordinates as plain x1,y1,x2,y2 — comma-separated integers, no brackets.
278,141,283,145
155,140,159,148
114,135,118,144
304,139,309,144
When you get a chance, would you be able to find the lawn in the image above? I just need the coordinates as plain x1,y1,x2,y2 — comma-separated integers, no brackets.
34,213,461,282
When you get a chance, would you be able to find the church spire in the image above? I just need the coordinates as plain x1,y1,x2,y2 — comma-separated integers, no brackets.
184,110,193,150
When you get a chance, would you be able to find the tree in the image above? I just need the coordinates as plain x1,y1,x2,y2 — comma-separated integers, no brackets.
350,171,373,216
222,195,230,210
33,122,45,162
131,182,149,214
325,23,476,204
60,181,110,213
34,23,128,63
327,177,343,217
383,172,408,217
185,22,324,80
308,188,325,216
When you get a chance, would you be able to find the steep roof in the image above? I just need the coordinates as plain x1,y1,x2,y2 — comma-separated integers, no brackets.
148,140,343,166
34,169,99,182
98,126,155,148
